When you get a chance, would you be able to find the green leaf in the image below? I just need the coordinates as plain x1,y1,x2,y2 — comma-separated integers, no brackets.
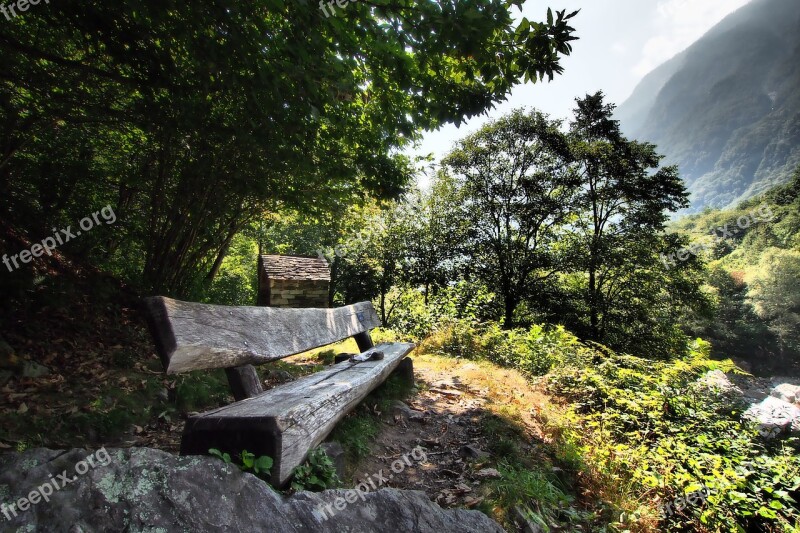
241,450,255,469
254,456,274,474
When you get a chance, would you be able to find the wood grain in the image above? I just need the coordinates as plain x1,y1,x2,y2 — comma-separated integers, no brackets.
143,297,381,373
181,342,415,486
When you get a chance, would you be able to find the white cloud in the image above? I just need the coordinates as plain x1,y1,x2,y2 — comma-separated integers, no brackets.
633,0,751,76
611,42,628,55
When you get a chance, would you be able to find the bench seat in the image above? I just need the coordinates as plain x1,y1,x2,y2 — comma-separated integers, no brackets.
181,342,414,485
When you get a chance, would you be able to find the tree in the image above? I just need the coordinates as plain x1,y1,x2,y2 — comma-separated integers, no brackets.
443,110,578,328
0,1,578,295
566,92,691,344
402,174,469,304
748,248,800,354
333,203,412,323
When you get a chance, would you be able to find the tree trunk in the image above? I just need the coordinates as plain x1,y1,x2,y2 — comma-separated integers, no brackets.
588,266,599,340
503,293,516,330
205,216,242,282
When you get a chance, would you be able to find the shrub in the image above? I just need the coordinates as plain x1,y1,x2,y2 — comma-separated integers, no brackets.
547,341,800,532
384,282,495,341
417,319,577,377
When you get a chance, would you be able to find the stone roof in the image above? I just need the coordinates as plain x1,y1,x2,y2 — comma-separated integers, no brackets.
259,255,331,281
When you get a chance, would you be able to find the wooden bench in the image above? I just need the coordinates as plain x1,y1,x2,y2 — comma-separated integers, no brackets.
143,297,415,487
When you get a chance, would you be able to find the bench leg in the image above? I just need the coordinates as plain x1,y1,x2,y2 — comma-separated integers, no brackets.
391,357,414,387
353,331,374,352
225,365,264,401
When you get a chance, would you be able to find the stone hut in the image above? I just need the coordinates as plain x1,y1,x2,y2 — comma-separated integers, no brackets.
257,255,331,308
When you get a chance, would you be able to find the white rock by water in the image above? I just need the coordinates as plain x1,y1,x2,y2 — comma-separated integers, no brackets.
744,396,800,438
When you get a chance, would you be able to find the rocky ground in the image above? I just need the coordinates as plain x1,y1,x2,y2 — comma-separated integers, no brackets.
699,369,800,437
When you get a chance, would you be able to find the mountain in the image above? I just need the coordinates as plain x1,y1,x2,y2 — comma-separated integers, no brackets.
616,0,800,212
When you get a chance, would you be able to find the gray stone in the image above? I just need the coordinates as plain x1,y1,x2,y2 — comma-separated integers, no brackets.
474,468,501,480
459,445,490,460
744,396,800,438
393,401,425,421
770,383,800,404
697,370,741,395
0,448,504,533
511,505,544,533
21,360,50,378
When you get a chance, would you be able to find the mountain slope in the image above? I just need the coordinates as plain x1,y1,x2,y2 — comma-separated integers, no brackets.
616,0,800,211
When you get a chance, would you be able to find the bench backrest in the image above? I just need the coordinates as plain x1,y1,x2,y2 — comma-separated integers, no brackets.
143,297,381,374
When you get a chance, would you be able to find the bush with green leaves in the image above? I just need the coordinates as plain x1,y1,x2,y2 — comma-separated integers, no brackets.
384,282,495,342
290,447,340,492
547,340,800,532
418,319,576,377
208,448,274,482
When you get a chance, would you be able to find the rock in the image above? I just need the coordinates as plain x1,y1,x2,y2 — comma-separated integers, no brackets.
697,370,741,395
0,448,504,533
393,401,425,421
770,383,800,404
511,505,544,533
459,444,490,460
0,337,19,369
0,336,50,378
744,396,800,438
21,359,51,378
474,468,501,479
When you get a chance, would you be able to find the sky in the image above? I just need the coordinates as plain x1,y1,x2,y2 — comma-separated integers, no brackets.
409,0,751,178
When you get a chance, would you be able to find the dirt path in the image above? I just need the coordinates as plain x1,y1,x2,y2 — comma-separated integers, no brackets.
348,355,555,516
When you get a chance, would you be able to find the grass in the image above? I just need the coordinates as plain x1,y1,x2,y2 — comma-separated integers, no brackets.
408,352,603,531
330,373,415,465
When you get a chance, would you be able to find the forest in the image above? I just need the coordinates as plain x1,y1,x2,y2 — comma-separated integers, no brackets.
1,1,799,533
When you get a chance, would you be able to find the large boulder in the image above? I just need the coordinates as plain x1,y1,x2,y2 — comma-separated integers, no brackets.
743,396,800,438
770,383,800,405
0,448,504,533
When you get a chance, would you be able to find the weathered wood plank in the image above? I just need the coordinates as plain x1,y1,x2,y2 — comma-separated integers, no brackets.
143,297,381,374
180,342,415,486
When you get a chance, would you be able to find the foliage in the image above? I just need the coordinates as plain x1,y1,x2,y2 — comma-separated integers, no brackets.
675,167,800,371
196,233,259,305
418,318,577,377
405,98,707,357
0,0,578,296
442,109,578,328
547,341,800,532
209,448,274,482
384,282,495,341
332,202,411,322
565,92,695,350
174,370,231,413
490,462,575,529
290,447,340,493
748,249,800,352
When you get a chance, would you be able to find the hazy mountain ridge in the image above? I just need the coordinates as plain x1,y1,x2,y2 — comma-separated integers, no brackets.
616,0,800,212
